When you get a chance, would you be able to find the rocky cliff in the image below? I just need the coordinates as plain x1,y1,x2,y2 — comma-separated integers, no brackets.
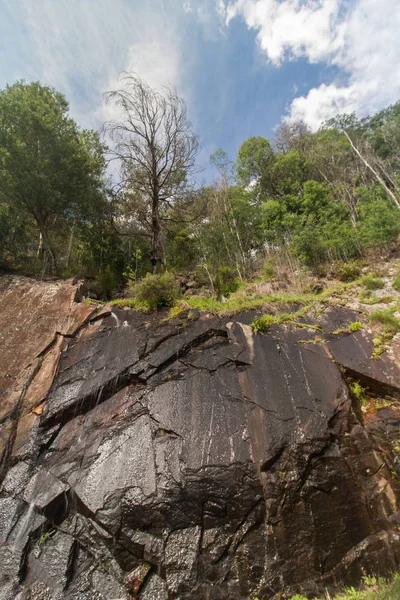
1,275,400,600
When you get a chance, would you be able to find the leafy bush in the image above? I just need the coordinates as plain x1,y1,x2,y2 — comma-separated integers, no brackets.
360,275,385,290
263,260,275,281
214,266,240,297
134,272,180,310
99,265,117,300
357,186,400,249
349,321,362,332
393,273,400,291
334,261,361,282
288,574,400,599
349,380,368,407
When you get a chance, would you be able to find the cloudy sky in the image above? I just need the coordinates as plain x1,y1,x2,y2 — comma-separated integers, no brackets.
1,0,400,178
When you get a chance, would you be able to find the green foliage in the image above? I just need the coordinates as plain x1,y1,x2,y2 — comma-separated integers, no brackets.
99,265,117,300
392,273,400,291
370,309,400,334
262,260,276,281
349,321,362,332
349,381,368,407
252,314,276,333
214,266,240,297
357,187,400,249
236,136,275,190
38,527,56,546
133,272,180,310
0,79,106,275
360,275,385,290
2,79,400,300
300,572,400,599
334,261,361,282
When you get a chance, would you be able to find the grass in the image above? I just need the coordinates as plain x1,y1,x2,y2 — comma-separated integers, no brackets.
84,297,103,305
360,275,385,291
369,309,400,334
393,273,400,292
368,308,400,359
166,289,331,320
297,336,323,344
288,573,400,599
111,297,149,310
360,295,396,305
251,304,324,333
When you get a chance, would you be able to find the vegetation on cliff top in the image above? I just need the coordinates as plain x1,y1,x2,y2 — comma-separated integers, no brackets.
1,78,400,306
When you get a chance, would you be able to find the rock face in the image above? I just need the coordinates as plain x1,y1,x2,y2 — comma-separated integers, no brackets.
1,277,400,599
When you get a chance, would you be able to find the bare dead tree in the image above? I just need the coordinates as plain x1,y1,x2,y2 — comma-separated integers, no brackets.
103,73,200,272
343,129,400,209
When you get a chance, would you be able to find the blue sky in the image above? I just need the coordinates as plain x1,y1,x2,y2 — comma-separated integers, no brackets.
1,0,400,182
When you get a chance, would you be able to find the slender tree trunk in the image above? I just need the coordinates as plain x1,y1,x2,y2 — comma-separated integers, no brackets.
36,232,43,257
41,229,57,275
151,194,162,273
343,130,400,209
65,218,76,268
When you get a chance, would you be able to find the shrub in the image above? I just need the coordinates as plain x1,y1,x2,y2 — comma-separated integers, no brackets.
360,275,385,290
349,321,362,332
134,272,180,310
334,261,361,282
370,309,400,334
263,260,276,281
251,314,275,333
214,266,240,298
357,186,400,249
393,273,400,292
99,265,117,300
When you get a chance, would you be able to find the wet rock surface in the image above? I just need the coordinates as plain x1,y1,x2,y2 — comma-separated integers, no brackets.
1,277,400,599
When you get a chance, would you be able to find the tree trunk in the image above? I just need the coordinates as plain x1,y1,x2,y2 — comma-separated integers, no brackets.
65,219,76,269
343,130,400,209
151,195,162,273
36,232,43,258
42,229,57,275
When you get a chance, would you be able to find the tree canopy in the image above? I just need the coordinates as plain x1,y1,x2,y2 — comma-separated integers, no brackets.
1,77,400,299
0,80,107,274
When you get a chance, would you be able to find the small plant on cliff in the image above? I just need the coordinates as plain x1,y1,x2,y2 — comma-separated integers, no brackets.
349,380,368,407
360,275,385,291
133,272,180,310
251,314,276,333
349,321,362,332
334,261,361,282
392,272,400,292
214,265,240,298
369,309,400,334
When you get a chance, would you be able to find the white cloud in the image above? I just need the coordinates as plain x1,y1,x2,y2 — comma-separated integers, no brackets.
16,0,182,129
224,0,342,65
221,0,400,129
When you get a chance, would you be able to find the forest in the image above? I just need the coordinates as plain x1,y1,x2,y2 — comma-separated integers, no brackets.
1,77,400,303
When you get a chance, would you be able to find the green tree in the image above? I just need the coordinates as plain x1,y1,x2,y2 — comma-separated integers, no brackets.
0,80,106,274
236,136,275,198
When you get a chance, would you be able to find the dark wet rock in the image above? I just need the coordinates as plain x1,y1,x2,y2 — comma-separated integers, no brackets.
2,277,400,598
